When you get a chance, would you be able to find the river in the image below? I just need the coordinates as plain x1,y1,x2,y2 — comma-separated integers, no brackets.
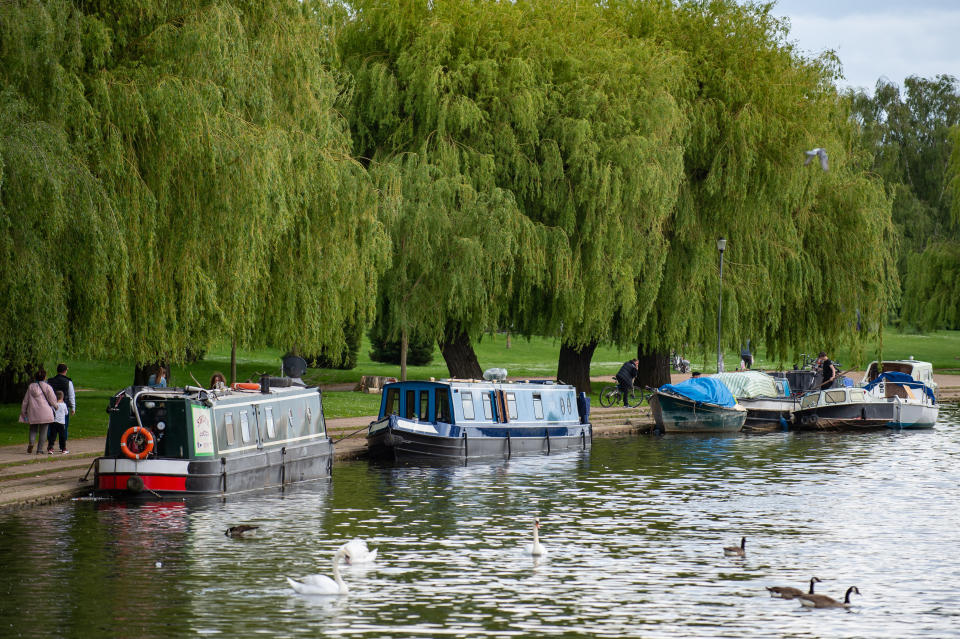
2,407,959,638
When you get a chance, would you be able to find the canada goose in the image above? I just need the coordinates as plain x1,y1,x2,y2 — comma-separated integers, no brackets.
798,585,860,609
225,525,259,538
525,517,547,556
340,538,378,564
767,576,821,599
286,547,350,595
723,537,746,557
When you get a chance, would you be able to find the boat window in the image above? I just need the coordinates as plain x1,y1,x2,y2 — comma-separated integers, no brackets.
385,388,400,416
405,390,416,419
506,392,518,420
533,394,544,419
419,391,429,421
461,391,475,420
800,394,819,409
224,412,236,446
240,410,252,443
265,406,276,439
849,389,866,401
482,393,493,420
825,390,847,404
436,389,451,423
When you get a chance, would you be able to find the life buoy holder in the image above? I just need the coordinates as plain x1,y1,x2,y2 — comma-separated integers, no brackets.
232,382,260,391
120,426,155,460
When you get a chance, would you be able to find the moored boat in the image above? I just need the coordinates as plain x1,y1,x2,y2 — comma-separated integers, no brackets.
95,377,333,497
650,377,747,434
791,387,893,431
862,370,939,429
712,371,797,431
367,379,591,461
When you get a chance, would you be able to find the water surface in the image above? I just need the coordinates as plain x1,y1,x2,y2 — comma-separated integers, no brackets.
2,407,959,638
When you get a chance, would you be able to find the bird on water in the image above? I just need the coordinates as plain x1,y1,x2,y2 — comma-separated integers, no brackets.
767,576,821,599
340,538,378,564
525,517,547,557
723,536,746,557
286,547,350,595
225,525,259,538
798,585,860,609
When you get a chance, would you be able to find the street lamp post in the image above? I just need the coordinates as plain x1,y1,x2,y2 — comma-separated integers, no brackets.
716,237,726,373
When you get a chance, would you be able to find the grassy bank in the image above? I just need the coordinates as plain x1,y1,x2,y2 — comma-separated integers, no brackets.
2,329,956,446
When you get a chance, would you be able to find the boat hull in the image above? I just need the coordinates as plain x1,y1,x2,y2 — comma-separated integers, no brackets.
94,438,334,497
367,416,592,461
737,397,797,431
884,400,938,429
650,391,746,434
792,402,893,431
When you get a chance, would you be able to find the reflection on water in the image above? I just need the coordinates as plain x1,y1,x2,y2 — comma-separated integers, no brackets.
3,408,960,638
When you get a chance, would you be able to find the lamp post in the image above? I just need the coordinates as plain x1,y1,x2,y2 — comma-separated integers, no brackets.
716,237,726,373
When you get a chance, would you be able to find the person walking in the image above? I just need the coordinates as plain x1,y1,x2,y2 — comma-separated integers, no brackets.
47,390,69,454
46,363,76,443
19,368,57,454
739,340,753,370
615,358,640,407
816,352,837,390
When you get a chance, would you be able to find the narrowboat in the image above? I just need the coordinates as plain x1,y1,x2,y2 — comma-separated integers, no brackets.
649,377,747,434
367,379,591,461
862,370,939,429
791,387,892,430
712,371,797,431
94,377,333,497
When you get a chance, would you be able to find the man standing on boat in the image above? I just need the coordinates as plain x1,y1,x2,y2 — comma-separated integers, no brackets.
816,352,837,390
616,358,640,407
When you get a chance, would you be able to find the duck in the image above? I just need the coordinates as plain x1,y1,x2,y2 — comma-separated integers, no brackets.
286,547,350,595
798,585,860,609
723,536,746,557
225,525,259,538
524,517,547,557
340,538,378,564
767,576,821,599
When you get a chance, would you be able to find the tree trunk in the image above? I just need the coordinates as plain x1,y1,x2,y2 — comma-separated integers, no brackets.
439,328,483,379
635,344,671,389
230,339,237,385
400,329,409,382
557,340,598,394
505,331,512,349
133,363,153,386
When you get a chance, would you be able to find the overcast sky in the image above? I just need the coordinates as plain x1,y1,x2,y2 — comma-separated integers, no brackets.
763,0,960,93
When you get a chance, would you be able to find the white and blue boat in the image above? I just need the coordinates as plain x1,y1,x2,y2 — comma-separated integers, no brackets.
367,379,591,461
862,370,939,429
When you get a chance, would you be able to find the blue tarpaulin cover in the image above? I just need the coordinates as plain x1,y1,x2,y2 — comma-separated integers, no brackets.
863,372,936,403
660,377,738,407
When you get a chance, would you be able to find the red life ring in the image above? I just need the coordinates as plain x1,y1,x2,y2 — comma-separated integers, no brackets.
232,382,260,391
120,426,155,460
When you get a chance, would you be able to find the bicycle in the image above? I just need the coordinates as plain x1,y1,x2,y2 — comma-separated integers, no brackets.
598,378,647,408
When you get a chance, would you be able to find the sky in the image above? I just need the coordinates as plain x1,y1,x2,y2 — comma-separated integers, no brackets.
761,0,960,93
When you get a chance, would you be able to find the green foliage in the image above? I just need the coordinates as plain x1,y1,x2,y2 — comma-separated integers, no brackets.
367,302,434,366
901,242,960,330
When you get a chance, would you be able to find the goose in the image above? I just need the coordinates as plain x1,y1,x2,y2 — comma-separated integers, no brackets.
798,585,860,609
525,517,547,556
767,576,821,599
286,547,350,595
340,538,378,564
723,537,746,557
225,525,259,538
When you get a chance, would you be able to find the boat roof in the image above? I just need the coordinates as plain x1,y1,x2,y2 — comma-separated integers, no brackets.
122,383,317,407
383,378,575,391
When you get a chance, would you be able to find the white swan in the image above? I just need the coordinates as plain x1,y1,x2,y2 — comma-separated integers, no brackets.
340,538,378,564
525,517,547,556
286,547,349,595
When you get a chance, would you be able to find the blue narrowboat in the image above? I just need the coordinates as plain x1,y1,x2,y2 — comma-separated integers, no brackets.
367,379,592,460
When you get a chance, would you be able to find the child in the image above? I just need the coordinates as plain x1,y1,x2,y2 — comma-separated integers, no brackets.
47,390,69,454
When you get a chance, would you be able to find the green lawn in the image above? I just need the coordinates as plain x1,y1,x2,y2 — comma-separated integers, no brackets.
3,329,958,446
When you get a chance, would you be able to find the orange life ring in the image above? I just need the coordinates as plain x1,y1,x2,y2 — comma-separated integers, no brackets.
120,426,155,460
232,382,260,391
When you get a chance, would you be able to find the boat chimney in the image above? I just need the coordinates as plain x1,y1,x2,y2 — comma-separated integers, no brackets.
259,374,271,393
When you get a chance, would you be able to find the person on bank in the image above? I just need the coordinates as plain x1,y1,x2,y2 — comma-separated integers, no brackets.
46,363,76,442
616,358,640,407
19,368,57,454
47,390,69,454
817,351,837,390
739,340,753,370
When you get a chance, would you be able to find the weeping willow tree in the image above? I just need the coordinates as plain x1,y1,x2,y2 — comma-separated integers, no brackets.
340,0,686,387
0,0,386,385
610,0,897,380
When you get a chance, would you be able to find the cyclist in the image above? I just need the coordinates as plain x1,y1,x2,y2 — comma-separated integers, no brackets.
615,358,640,407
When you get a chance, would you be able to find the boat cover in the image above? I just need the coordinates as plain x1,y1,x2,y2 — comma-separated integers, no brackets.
711,371,780,399
863,371,936,403
660,377,737,407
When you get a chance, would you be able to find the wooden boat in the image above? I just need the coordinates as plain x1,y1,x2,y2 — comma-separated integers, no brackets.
367,379,591,461
862,369,939,429
791,387,893,431
712,371,797,431
94,377,333,497
649,377,747,434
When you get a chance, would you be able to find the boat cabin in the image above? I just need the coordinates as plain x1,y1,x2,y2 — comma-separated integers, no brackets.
798,387,871,411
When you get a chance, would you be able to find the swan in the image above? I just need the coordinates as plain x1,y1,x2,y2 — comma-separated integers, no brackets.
767,576,821,599
525,517,546,556
798,586,860,609
225,525,259,538
341,538,378,564
723,536,746,557
286,547,349,595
